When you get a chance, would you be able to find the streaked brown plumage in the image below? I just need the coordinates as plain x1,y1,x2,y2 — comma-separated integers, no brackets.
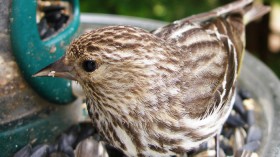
34,0,269,156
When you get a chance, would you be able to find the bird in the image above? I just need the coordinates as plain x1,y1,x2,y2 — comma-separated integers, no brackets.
33,0,269,156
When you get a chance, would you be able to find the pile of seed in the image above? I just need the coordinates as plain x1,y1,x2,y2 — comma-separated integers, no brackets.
37,0,71,39
14,88,262,157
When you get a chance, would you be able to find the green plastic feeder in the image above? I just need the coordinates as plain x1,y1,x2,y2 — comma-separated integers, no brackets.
10,0,80,104
0,0,83,156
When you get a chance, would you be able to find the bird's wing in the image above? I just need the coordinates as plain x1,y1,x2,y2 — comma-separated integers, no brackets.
158,22,238,119
151,1,256,119
152,0,269,119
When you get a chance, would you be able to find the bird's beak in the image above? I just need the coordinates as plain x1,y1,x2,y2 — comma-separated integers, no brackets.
33,56,76,81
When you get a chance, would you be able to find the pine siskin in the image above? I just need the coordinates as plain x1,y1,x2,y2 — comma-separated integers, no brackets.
34,0,269,156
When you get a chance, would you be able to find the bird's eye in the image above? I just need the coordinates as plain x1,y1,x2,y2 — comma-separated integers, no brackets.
82,60,97,72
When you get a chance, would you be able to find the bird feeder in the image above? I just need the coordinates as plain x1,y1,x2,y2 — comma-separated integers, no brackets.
0,0,83,156
10,0,80,104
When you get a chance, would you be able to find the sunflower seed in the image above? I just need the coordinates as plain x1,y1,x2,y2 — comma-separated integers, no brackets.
238,88,252,100
220,137,233,156
246,125,262,143
64,125,79,147
49,152,69,157
57,134,75,157
13,144,31,157
193,149,226,157
30,144,49,157
242,141,261,152
233,94,246,117
246,110,255,126
226,114,246,127
75,137,109,157
231,128,246,153
221,127,234,139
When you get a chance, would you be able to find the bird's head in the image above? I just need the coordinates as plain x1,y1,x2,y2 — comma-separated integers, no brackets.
34,26,181,105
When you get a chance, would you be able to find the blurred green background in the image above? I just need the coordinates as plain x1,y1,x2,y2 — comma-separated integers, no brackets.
80,0,280,78
80,0,231,21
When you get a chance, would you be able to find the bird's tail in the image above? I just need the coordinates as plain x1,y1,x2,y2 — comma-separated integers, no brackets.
186,0,270,25
243,3,270,25
213,0,270,25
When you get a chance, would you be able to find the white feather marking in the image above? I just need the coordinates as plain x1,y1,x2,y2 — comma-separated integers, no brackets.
225,36,238,76
215,31,222,40
115,126,138,156
173,20,181,24
169,24,198,39
153,27,163,34
141,59,157,65
169,88,179,96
